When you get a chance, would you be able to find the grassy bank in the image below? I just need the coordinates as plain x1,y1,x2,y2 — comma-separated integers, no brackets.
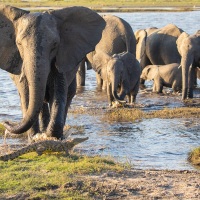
1,0,200,11
0,153,124,199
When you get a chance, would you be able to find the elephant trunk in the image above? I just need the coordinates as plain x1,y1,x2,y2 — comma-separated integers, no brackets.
111,73,126,104
181,53,193,100
3,56,50,134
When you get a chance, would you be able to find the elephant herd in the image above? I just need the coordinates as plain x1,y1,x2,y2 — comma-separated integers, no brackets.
0,5,199,140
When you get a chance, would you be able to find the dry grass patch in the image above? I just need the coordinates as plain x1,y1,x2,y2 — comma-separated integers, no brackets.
104,107,200,122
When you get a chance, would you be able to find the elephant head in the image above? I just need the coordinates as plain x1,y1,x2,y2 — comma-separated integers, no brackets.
140,65,156,81
93,51,138,106
176,31,200,99
0,5,105,134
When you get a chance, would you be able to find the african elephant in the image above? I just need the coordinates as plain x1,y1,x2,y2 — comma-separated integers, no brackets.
134,27,158,61
0,5,105,139
94,51,141,106
138,24,183,84
77,15,138,106
176,31,200,99
76,14,136,89
140,63,182,93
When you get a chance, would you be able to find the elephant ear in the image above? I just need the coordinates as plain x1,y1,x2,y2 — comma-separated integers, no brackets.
134,29,147,61
176,32,189,56
0,5,29,74
50,7,105,73
92,51,110,74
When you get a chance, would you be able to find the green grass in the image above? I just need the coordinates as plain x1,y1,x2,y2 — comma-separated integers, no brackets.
1,0,200,10
0,153,123,199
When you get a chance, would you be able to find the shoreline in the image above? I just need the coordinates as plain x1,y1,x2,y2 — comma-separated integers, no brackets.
21,6,200,12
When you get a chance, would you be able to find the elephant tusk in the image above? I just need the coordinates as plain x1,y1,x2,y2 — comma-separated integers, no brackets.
178,65,182,69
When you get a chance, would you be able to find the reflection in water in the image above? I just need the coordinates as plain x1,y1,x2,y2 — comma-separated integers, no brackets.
0,11,200,170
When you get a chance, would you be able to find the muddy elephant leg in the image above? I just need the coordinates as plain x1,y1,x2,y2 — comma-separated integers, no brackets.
107,82,114,107
46,69,67,139
188,67,196,97
130,80,140,104
76,59,86,87
39,102,50,132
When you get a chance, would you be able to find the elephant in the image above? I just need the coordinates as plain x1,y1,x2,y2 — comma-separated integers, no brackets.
176,31,200,99
76,15,138,106
136,24,200,99
140,63,182,93
134,27,158,61
95,51,141,106
0,5,105,139
137,24,184,84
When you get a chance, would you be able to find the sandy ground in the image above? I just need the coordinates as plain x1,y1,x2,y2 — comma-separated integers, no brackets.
75,169,200,199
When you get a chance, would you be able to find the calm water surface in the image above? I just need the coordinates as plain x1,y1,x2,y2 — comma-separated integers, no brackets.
0,11,200,170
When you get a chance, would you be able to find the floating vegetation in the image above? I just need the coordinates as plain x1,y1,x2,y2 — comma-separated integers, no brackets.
104,107,200,122
188,147,200,166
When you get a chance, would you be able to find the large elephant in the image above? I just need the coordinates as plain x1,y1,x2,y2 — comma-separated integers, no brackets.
77,15,137,105
176,31,200,99
0,5,105,139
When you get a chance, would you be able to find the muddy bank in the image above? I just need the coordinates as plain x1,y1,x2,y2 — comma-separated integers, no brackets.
76,169,200,199
1,169,199,199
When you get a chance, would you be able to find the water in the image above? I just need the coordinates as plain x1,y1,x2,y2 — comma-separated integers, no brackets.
0,11,200,170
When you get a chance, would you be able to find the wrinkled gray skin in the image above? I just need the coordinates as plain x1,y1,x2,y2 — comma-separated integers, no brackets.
176,31,200,99
134,27,158,61
140,63,182,93
76,15,137,106
101,52,141,106
0,5,105,139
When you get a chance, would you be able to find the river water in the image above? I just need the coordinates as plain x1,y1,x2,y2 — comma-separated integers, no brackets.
0,11,200,170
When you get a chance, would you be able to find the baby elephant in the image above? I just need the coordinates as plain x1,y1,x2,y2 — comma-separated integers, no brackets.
140,63,182,93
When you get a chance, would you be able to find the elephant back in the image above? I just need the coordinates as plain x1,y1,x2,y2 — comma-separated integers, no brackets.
96,15,136,56
146,24,183,65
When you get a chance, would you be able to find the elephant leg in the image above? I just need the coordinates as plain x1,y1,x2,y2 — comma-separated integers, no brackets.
46,69,67,139
107,83,114,107
65,77,77,119
130,80,140,104
76,59,86,87
188,67,196,98
39,102,50,132
96,73,103,89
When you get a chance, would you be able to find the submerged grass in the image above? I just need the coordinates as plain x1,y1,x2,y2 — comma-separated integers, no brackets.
104,107,200,122
0,153,123,199
1,107,199,136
